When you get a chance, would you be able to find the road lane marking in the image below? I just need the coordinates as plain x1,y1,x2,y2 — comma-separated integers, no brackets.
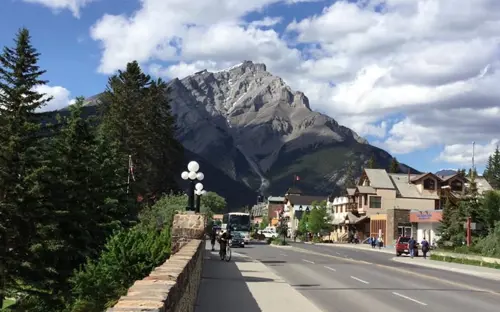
392,292,427,306
336,252,341,255
302,259,315,264
324,266,336,272
350,276,369,284
288,244,500,296
280,253,288,256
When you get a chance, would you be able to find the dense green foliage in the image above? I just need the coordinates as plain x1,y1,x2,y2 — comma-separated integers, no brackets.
483,146,500,189
439,152,500,258
200,192,226,214
0,28,184,311
307,201,331,235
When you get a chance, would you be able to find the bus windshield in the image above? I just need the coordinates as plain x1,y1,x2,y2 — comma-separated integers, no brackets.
228,214,250,231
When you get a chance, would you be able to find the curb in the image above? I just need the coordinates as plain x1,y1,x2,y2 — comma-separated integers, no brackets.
314,243,395,255
390,257,500,281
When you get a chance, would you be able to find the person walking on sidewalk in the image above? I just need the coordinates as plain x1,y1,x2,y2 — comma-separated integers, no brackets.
370,236,376,248
408,237,416,258
378,236,384,249
421,237,430,259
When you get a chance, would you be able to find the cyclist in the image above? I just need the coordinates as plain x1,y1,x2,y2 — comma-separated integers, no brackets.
210,226,217,251
218,230,232,260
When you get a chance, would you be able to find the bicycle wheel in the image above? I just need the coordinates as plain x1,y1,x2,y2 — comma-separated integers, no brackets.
224,245,232,262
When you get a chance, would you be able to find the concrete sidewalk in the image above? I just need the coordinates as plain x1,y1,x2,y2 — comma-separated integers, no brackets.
392,256,500,281
195,243,323,312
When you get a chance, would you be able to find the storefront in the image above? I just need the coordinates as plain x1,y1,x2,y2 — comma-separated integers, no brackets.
410,211,442,245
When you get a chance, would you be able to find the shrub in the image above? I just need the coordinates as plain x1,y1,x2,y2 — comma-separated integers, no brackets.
67,225,172,312
271,238,288,246
430,254,500,269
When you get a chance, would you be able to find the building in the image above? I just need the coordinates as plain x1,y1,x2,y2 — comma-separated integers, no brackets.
346,169,471,246
283,187,327,236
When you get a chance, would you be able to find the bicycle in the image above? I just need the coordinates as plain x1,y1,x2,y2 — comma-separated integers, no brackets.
219,240,232,262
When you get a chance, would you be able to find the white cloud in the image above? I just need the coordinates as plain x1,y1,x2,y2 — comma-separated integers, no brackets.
438,140,499,166
81,0,500,166
34,85,73,112
23,0,96,18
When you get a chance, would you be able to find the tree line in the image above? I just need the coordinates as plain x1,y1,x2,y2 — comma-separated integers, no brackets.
0,28,189,311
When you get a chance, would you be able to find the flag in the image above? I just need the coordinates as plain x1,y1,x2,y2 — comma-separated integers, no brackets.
137,194,144,202
295,175,300,181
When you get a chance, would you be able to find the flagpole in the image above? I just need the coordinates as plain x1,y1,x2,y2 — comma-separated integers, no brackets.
127,155,131,194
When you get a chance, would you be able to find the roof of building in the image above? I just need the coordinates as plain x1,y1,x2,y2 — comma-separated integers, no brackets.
364,169,395,189
346,188,356,196
287,194,327,206
467,176,493,194
357,186,376,194
285,187,303,195
268,196,285,202
389,174,440,199
410,172,440,182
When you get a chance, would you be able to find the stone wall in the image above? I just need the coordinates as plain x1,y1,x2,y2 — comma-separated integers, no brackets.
107,213,206,312
386,208,410,245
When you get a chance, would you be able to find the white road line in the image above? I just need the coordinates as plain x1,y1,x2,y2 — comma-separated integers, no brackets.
324,266,336,272
392,292,428,306
302,259,315,264
350,276,369,284
280,253,288,256
336,252,341,255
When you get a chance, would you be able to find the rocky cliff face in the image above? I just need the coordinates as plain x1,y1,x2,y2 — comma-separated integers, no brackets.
168,61,409,198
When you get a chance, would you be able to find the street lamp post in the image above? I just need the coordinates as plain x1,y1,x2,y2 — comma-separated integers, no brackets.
195,183,207,213
181,161,204,212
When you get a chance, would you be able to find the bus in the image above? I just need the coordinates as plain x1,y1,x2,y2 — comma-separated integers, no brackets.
222,212,251,244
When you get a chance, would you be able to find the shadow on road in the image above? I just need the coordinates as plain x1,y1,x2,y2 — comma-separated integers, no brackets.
195,250,263,312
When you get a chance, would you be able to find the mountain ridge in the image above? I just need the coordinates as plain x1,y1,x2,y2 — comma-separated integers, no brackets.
52,60,419,207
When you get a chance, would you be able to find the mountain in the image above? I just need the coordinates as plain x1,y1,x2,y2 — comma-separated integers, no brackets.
166,61,418,199
435,169,457,176
47,61,418,208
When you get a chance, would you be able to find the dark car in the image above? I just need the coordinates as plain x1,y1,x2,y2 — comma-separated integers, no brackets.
230,232,245,248
396,236,419,257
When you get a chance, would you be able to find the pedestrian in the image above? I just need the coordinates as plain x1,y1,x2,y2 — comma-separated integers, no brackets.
371,236,376,248
408,237,416,258
421,237,429,259
378,236,384,249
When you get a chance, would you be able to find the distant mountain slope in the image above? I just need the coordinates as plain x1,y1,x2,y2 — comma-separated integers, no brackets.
46,60,419,208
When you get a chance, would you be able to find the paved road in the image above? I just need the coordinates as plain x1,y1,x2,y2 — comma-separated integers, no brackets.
289,242,500,292
235,243,500,312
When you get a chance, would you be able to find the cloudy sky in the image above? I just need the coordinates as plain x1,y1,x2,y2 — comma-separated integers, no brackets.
1,0,499,173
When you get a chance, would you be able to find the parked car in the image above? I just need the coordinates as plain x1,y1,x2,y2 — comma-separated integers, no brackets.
260,230,277,239
396,236,419,257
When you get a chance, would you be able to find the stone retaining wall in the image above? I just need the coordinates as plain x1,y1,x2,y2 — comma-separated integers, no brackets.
107,212,206,312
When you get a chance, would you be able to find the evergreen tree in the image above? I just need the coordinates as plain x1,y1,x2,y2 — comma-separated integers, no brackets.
483,155,493,181
367,154,376,169
343,161,356,191
100,61,183,202
490,146,500,189
438,197,464,246
0,28,53,307
389,157,400,173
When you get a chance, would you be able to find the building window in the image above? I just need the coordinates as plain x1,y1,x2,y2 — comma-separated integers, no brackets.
451,180,463,191
358,196,362,208
434,199,441,210
423,178,435,190
369,196,382,209
363,195,367,205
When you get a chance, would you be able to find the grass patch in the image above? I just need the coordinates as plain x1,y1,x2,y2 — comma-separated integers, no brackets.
430,254,500,269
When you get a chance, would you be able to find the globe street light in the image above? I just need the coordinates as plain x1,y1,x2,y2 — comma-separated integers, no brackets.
181,161,204,212
195,183,207,213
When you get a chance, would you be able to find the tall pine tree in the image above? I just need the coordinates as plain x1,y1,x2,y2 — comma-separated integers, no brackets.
0,28,52,307
100,61,183,203
389,157,400,173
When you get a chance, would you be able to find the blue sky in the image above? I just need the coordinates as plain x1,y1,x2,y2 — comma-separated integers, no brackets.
2,0,499,174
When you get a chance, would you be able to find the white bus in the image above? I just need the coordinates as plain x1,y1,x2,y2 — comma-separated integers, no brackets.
222,212,251,244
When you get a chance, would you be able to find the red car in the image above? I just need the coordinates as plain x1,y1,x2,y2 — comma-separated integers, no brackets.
395,236,419,257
